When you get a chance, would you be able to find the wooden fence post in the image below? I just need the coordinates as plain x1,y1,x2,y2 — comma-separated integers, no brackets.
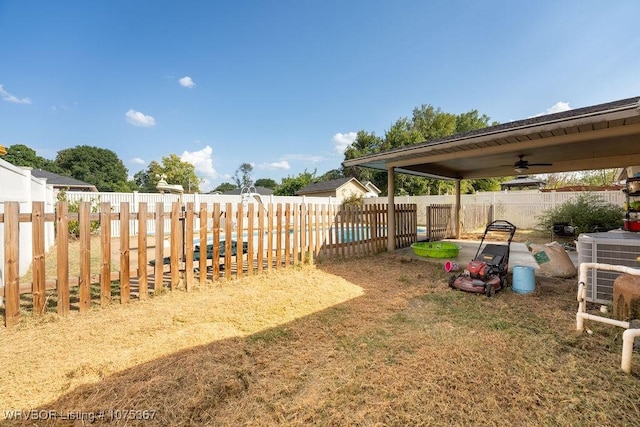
257,203,264,272
154,203,164,293
78,202,91,313
292,204,299,264
267,203,274,271
284,204,291,267
224,203,233,279
237,203,244,277
100,202,111,305
247,203,255,276
300,203,306,263
199,204,208,284
32,201,46,315
170,202,181,290
56,202,70,316
4,202,20,327
275,203,282,269
138,202,148,299
308,204,315,264
185,202,194,290
120,202,131,303
213,203,221,280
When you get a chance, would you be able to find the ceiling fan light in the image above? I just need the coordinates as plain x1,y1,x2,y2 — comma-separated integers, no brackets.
514,166,527,174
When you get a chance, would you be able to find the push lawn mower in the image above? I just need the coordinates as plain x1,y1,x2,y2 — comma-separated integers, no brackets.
449,220,517,297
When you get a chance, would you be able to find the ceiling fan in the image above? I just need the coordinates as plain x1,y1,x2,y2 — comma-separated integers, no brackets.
513,155,552,173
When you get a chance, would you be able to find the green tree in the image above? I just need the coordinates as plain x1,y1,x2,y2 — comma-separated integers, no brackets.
254,178,278,189
275,169,317,196
3,144,62,172
455,109,496,133
343,131,387,194
234,163,254,188
343,104,499,196
538,169,619,190
318,169,344,182
54,145,130,192
132,155,200,193
163,154,200,193
580,169,619,186
213,182,237,193
467,178,502,193
411,105,457,140
132,161,163,193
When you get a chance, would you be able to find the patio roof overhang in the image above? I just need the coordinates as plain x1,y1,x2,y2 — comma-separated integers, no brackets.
342,96,640,180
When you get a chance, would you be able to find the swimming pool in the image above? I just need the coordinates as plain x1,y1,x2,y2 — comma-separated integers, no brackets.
183,224,427,248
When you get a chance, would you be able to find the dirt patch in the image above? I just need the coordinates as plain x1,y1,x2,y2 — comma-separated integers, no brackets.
2,251,639,426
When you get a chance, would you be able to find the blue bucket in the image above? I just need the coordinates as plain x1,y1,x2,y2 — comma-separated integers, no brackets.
512,266,535,294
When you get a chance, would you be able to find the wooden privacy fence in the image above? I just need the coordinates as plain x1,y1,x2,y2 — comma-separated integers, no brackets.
426,204,454,241
0,201,417,327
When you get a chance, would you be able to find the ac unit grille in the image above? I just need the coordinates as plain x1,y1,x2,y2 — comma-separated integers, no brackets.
577,233,640,304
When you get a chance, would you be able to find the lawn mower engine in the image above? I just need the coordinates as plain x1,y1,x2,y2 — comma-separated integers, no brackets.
466,260,495,280
450,259,502,296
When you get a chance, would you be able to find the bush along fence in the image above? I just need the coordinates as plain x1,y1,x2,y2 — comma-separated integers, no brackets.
0,201,417,327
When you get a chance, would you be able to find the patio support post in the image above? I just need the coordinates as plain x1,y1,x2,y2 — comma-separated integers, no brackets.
387,166,395,251
455,179,461,239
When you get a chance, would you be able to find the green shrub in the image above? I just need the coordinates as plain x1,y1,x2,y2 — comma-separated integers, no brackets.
56,189,101,238
537,193,623,233
341,193,364,207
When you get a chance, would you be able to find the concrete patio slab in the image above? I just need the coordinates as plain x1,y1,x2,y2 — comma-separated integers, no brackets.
396,239,579,274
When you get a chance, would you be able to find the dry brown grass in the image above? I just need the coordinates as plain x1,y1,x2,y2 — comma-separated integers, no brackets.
2,231,639,426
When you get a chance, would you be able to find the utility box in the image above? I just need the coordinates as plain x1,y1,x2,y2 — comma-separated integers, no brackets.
613,274,640,321
577,232,640,304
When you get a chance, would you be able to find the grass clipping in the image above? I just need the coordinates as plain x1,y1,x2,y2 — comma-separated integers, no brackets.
2,252,640,426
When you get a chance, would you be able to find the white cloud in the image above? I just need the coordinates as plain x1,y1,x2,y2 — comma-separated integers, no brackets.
179,76,196,88
0,84,31,104
545,101,571,114
199,177,212,192
258,161,291,171
332,132,357,153
125,109,156,127
130,157,146,165
282,153,324,163
531,101,572,118
51,104,69,112
180,145,216,176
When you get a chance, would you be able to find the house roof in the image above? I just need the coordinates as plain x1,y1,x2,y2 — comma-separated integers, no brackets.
363,181,381,193
296,177,367,195
30,169,98,191
343,96,640,180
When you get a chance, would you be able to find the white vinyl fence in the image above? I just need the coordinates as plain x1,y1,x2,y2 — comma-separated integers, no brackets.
62,189,626,237
366,190,625,231
0,160,56,276
63,191,343,238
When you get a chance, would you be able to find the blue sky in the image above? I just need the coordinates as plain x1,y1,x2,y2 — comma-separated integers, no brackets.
1,1,639,191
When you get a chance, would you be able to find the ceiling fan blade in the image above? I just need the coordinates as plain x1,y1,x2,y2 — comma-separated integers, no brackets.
528,163,553,167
